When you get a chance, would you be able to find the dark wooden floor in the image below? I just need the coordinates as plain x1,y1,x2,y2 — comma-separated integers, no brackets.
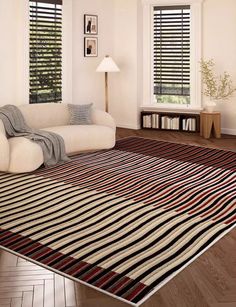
116,128,236,152
1,129,236,307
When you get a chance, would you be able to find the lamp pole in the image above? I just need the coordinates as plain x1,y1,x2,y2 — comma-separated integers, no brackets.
105,72,108,113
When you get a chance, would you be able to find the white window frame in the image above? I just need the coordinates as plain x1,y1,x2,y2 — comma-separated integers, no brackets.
62,0,73,104
142,0,204,111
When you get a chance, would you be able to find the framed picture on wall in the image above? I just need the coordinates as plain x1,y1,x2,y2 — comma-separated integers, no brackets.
84,14,98,35
84,37,98,57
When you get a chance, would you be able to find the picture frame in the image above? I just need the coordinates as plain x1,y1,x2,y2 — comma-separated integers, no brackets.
84,14,98,35
84,37,98,57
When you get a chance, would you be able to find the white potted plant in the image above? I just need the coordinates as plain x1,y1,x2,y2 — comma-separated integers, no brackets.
200,59,236,112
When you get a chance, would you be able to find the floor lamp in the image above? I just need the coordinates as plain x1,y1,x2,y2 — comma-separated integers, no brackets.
96,55,120,113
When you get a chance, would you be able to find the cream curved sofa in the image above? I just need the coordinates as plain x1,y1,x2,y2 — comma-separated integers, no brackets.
0,103,116,173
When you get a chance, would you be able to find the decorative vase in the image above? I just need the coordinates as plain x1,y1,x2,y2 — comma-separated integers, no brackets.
204,100,217,113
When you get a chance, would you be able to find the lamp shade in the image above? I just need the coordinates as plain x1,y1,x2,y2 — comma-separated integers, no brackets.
96,55,120,72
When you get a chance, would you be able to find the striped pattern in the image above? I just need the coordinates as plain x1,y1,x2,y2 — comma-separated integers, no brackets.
68,103,93,125
1,137,235,306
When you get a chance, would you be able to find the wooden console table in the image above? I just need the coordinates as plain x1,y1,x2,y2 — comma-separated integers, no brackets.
200,112,221,139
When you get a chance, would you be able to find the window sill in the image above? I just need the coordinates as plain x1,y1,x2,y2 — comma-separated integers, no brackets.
140,104,203,114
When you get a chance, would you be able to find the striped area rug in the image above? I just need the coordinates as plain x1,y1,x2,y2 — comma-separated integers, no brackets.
1,137,236,306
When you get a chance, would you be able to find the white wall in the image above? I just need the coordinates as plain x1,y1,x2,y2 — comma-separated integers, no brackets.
72,0,114,111
203,0,236,135
0,0,28,106
110,0,140,129
0,0,16,106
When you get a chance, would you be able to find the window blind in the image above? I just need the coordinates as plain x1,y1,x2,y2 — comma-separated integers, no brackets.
29,0,62,104
153,5,190,97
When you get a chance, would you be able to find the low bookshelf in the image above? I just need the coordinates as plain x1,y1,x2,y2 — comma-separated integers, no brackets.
141,111,200,133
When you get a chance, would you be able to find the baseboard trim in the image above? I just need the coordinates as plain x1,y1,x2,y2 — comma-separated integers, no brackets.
116,125,236,135
116,123,140,130
222,128,236,136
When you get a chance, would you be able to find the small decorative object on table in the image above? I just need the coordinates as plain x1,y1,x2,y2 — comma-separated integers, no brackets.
200,59,236,112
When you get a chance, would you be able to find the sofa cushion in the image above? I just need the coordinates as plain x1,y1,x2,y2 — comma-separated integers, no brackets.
68,103,93,125
8,137,43,173
19,103,70,129
42,125,115,153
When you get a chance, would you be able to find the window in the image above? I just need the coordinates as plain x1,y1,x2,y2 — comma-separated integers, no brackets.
29,0,62,104
142,0,203,110
153,6,190,105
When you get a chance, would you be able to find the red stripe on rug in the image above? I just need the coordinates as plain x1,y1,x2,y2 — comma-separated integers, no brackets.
82,267,103,282
0,230,27,245
3,237,34,250
124,282,147,301
94,271,117,288
224,215,236,225
53,257,79,270
109,276,132,294
38,251,66,265
28,246,52,259
67,262,91,276
200,193,235,218
18,243,49,256
0,230,17,241
211,204,235,221
186,186,233,214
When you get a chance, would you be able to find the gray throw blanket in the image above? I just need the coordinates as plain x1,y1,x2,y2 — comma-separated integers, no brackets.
0,105,70,167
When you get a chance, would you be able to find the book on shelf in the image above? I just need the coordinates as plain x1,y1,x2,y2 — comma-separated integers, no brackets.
182,118,196,131
171,117,180,130
151,114,159,129
151,114,156,128
161,116,180,130
143,115,152,128
183,118,186,130
161,116,166,129
143,114,159,129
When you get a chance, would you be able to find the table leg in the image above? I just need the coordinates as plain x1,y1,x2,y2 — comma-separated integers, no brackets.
203,116,213,139
213,116,221,138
